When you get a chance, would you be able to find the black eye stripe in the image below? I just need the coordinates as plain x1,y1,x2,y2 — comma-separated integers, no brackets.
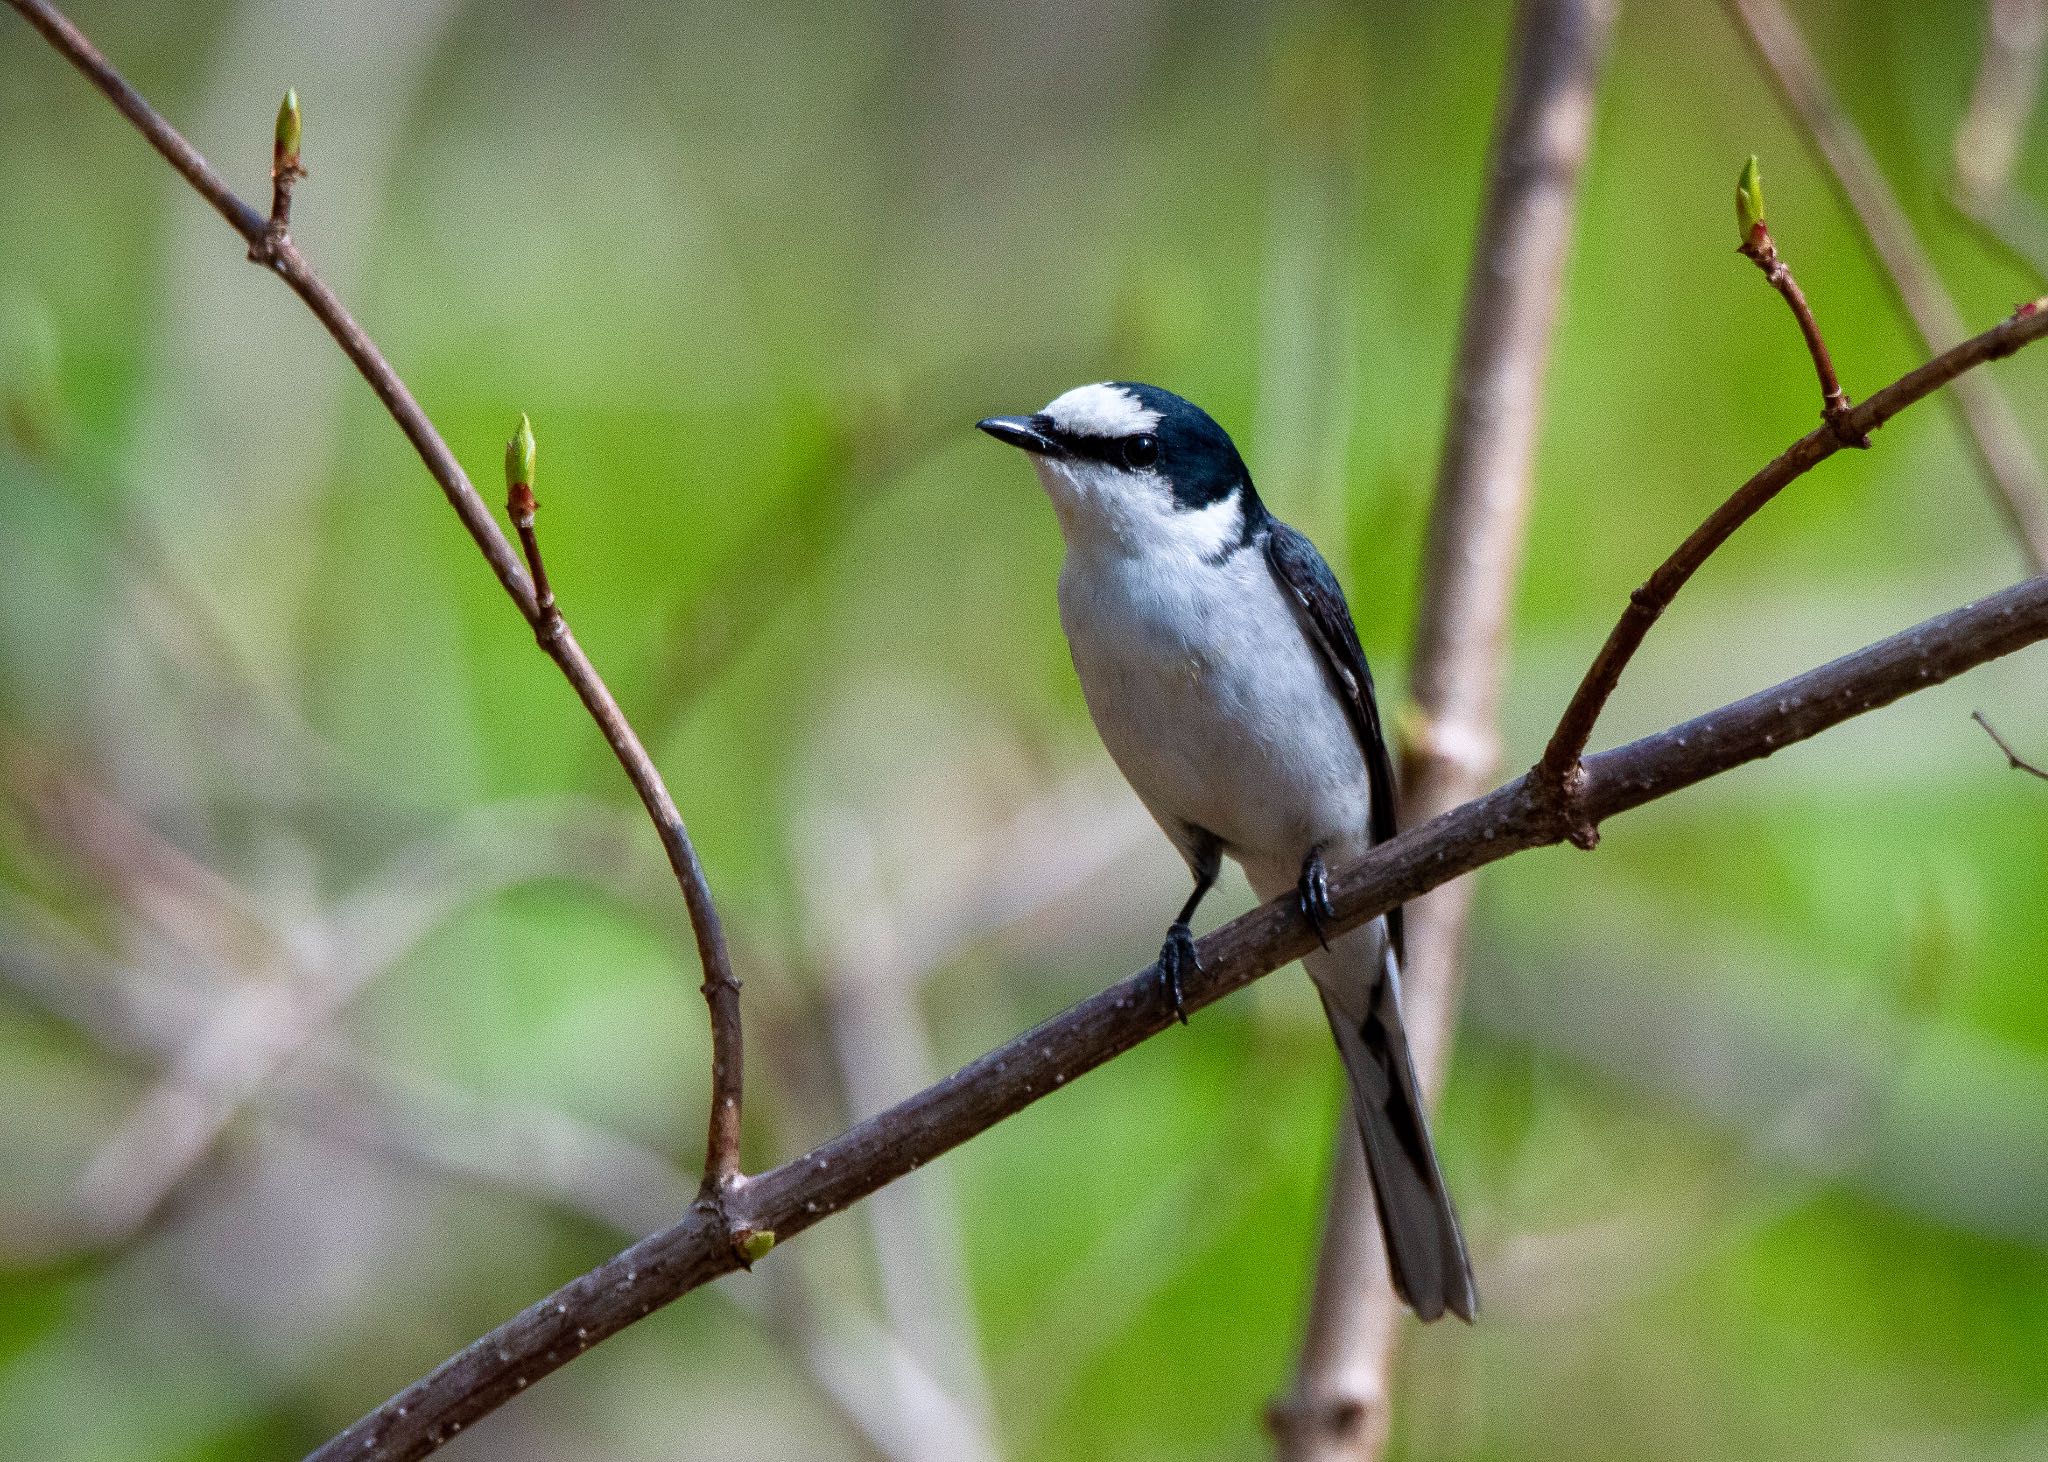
1035,418,1158,467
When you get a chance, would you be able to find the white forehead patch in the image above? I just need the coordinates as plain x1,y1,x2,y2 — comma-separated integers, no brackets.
1042,383,1161,440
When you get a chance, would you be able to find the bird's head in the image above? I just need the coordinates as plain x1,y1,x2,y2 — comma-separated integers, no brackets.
979,382,1260,557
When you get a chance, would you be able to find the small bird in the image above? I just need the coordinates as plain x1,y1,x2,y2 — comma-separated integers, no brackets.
979,382,1475,1322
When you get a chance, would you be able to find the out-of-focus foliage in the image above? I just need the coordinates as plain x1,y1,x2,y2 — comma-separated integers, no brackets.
2,1,2045,1458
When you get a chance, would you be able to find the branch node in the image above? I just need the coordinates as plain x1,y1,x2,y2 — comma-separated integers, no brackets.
1822,395,1871,449
1986,299,2044,359
689,1170,757,1271
1530,753,1600,849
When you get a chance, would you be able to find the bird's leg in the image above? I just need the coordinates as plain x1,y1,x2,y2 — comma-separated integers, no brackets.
1160,831,1220,1025
1298,844,1336,950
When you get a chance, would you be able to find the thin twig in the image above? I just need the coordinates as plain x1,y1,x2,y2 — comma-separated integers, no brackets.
1738,217,1869,446
1724,0,2048,573
1972,708,2048,779
505,416,557,626
257,88,303,257
0,0,746,1210
1538,295,2048,832
1272,1,1615,1455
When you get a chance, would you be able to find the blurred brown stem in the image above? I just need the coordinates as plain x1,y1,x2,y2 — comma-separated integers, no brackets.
1952,0,2048,290
1723,0,2048,573
1972,708,2048,780
1270,0,1615,1455
1,0,746,1208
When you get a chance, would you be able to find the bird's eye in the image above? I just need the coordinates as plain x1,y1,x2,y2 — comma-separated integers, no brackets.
1122,433,1159,469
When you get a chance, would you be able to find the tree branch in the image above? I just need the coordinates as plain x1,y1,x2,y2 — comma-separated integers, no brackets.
0,0,747,1207
1972,708,2048,780
1723,0,2048,572
1271,1,1614,1454
1735,157,1868,446
1539,294,2048,818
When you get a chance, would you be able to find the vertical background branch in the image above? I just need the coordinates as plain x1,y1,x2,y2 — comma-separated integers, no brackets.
1724,0,2048,572
1953,0,2048,285
1269,1,1617,1455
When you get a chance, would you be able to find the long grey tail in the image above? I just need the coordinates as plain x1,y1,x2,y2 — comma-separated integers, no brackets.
1313,939,1477,1323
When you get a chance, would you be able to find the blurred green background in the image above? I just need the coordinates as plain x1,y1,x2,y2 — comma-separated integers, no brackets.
3,0,2047,1457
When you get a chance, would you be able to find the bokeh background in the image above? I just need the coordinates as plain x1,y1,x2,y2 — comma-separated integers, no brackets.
3,0,2047,1457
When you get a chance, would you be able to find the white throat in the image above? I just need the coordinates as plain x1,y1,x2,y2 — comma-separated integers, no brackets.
1032,454,1245,564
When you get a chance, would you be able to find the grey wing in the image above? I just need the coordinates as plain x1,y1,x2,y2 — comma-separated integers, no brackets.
1261,518,1404,962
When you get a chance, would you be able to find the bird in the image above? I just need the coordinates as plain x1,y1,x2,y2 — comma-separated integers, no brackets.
978,381,1476,1322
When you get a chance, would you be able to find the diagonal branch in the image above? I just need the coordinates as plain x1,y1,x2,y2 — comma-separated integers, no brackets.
1723,0,2048,573
1539,295,2048,815
1272,0,1614,1454
1,0,746,1205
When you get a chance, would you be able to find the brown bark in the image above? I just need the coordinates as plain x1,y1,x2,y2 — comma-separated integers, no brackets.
1270,1,1616,1455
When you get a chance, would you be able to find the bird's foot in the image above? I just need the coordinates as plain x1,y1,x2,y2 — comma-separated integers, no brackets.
1159,921,1199,1025
1298,848,1335,950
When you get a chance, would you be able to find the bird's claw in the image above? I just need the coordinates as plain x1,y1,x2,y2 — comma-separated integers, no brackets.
1159,921,1199,1025
1299,849,1335,950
